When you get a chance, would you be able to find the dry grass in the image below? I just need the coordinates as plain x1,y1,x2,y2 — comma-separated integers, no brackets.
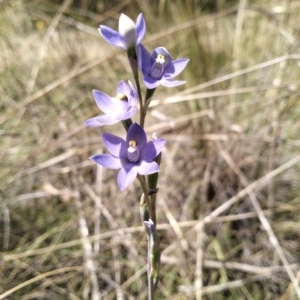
1,0,300,299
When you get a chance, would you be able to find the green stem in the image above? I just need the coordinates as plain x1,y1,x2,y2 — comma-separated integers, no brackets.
148,239,154,300
128,55,144,128
136,78,144,127
121,118,133,132
137,175,156,226
148,151,162,228
144,88,156,118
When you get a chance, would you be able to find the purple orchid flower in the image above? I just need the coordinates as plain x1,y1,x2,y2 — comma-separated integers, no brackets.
99,13,146,50
137,44,189,89
90,123,166,191
85,80,138,127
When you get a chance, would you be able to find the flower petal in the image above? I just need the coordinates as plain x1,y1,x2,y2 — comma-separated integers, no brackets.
128,80,138,106
102,133,127,158
164,58,189,78
99,26,125,49
116,80,130,96
90,154,122,169
136,13,146,44
85,115,119,127
117,165,137,191
118,107,137,120
92,90,116,114
137,161,159,175
126,123,147,148
160,78,186,87
142,75,160,89
119,14,137,47
140,139,166,161
137,44,152,75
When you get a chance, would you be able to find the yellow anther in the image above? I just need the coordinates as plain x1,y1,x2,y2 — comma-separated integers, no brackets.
116,93,128,101
129,140,137,147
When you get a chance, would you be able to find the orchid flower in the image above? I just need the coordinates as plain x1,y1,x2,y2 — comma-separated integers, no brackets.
138,45,189,89
99,13,146,50
90,123,166,191
85,80,138,127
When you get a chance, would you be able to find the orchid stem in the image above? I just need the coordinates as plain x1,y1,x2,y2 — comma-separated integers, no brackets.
148,241,154,300
128,55,144,128
121,118,133,132
144,88,156,117
137,175,156,299
137,175,156,226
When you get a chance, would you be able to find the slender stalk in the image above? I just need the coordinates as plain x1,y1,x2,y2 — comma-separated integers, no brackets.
144,88,156,118
148,152,161,225
148,238,154,300
140,194,154,300
138,175,156,300
121,118,133,132
137,175,156,226
128,55,144,127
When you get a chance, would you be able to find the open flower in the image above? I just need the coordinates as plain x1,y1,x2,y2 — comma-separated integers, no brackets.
138,45,189,89
99,13,146,50
85,80,138,127
90,123,166,191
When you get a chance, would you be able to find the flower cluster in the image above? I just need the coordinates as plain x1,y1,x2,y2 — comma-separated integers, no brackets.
85,13,189,191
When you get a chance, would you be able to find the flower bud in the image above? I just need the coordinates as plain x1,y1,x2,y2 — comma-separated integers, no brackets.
119,14,137,49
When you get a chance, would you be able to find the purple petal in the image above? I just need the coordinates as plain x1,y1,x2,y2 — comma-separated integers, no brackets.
99,26,125,49
117,165,137,191
140,139,166,161
85,115,119,127
90,154,122,169
143,75,161,89
116,80,129,95
164,58,189,78
116,80,138,108
128,80,138,106
118,107,137,120
137,44,152,75
137,161,159,175
102,133,127,158
136,13,146,44
160,78,186,87
93,89,130,116
126,123,147,148
92,90,115,114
